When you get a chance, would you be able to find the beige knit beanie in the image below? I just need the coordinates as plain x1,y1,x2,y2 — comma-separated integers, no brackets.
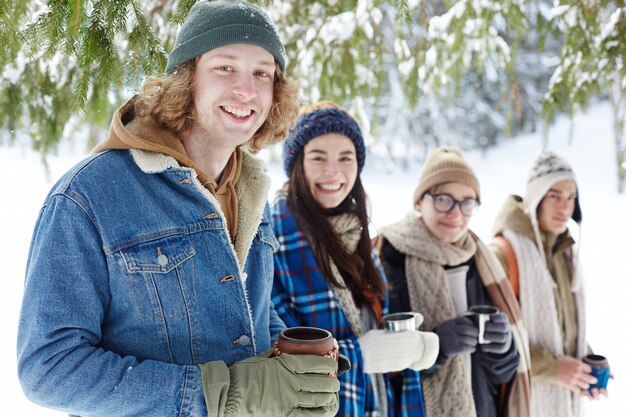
413,147,480,205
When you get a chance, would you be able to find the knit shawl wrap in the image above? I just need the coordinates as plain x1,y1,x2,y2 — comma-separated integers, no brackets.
327,212,389,416
380,212,531,417
503,230,585,417
327,213,365,337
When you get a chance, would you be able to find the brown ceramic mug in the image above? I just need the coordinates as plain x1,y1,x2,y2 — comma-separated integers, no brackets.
273,327,340,376
274,326,338,356
274,326,350,377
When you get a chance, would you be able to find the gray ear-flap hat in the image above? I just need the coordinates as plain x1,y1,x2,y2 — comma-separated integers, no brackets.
165,0,286,74
523,149,582,225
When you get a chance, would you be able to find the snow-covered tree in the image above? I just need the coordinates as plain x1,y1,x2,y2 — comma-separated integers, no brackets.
1,0,625,191
542,2,626,192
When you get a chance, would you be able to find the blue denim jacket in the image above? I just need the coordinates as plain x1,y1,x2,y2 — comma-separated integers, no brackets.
17,149,284,416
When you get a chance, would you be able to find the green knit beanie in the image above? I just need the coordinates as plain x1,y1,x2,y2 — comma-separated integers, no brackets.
166,0,286,74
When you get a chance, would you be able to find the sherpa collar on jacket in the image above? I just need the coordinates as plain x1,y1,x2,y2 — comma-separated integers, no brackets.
94,96,246,241
128,147,270,271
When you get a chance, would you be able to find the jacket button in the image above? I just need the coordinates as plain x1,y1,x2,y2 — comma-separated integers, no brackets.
237,335,250,346
220,274,236,283
157,254,168,266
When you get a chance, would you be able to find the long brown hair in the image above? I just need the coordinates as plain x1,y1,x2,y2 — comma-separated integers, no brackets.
135,59,299,150
286,151,385,308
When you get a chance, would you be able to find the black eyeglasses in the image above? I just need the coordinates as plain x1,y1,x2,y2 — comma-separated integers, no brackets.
424,192,480,217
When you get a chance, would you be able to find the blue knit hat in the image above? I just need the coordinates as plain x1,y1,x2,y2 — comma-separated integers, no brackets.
282,103,366,177
166,0,285,74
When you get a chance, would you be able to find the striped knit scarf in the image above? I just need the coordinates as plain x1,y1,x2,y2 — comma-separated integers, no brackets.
380,212,531,417
503,230,585,417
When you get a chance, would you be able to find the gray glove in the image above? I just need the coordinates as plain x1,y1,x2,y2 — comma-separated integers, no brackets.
200,349,339,417
434,316,478,359
480,312,513,354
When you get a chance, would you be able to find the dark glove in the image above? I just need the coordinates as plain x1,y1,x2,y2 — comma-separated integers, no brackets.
200,349,339,417
480,312,513,354
434,316,478,359
338,353,351,376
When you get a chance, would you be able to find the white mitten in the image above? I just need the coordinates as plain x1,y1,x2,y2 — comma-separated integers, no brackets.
400,312,438,371
357,328,439,374
410,330,439,371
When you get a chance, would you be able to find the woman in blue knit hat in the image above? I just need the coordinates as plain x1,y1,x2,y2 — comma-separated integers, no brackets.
272,101,439,417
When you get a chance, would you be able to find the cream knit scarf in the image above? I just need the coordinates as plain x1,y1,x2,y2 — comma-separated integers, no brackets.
381,212,531,417
327,213,388,416
503,230,586,417
327,213,364,336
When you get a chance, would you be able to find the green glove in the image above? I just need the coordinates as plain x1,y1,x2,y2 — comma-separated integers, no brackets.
200,349,340,417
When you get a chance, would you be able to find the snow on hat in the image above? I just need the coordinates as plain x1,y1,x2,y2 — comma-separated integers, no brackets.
282,101,366,177
166,0,285,74
524,149,582,224
413,146,480,205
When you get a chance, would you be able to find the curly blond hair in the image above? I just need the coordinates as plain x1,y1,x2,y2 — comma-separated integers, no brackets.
135,60,299,151
298,100,348,115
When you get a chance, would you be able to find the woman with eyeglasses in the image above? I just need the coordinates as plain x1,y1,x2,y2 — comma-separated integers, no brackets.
376,147,531,417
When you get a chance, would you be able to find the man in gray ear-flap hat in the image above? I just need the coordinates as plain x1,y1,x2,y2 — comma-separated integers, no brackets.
17,1,345,417
491,150,608,417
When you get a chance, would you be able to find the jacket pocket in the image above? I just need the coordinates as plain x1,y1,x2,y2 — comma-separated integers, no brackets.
119,234,196,319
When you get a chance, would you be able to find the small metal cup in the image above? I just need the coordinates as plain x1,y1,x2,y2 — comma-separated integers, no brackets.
382,312,417,332
465,305,499,344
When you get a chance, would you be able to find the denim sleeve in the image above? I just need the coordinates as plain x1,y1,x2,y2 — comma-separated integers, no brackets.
269,298,286,345
17,194,208,417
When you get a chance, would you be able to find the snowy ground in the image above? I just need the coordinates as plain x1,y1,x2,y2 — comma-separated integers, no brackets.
1,101,623,416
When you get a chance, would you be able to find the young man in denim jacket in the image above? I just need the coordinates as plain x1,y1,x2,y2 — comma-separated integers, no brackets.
17,1,341,416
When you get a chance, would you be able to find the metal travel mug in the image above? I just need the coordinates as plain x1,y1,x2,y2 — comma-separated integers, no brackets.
583,354,610,392
382,312,418,332
466,305,499,344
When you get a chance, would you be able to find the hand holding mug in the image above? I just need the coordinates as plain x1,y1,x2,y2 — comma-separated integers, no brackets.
359,312,439,374
274,327,350,377
479,312,513,354
434,316,478,358
582,354,611,400
557,356,597,394
464,305,498,344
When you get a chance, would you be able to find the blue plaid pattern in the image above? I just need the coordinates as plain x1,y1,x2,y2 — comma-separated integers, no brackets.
271,195,426,417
